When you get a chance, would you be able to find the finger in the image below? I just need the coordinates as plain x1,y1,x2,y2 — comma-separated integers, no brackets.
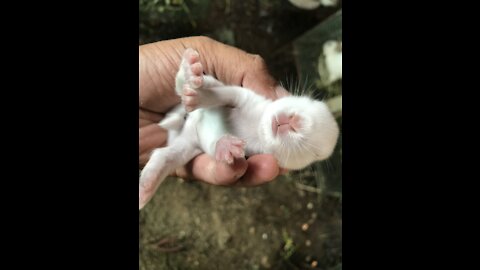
140,108,164,126
274,85,291,98
139,124,167,167
241,55,279,100
241,55,291,100
175,153,248,186
237,154,280,186
279,167,290,175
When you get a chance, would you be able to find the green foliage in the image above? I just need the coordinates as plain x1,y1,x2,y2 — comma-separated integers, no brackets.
281,229,297,261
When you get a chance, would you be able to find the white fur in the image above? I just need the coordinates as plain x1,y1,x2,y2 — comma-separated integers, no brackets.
139,49,340,209
289,0,338,10
323,40,342,84
320,0,338,6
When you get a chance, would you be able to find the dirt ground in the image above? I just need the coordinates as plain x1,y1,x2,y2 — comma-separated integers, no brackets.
140,170,342,270
139,1,342,269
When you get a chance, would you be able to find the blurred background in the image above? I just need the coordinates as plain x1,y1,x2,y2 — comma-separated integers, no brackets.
139,1,342,269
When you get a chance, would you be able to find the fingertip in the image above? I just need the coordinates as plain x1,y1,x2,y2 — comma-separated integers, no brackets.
244,79,289,101
187,154,215,181
240,154,280,186
279,167,289,175
215,158,248,185
188,154,248,186
274,85,291,98
242,73,278,101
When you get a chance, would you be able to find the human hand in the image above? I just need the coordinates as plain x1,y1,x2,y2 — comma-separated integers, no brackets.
139,36,289,186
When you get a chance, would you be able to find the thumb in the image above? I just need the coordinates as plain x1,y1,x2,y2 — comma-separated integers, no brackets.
242,54,290,100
